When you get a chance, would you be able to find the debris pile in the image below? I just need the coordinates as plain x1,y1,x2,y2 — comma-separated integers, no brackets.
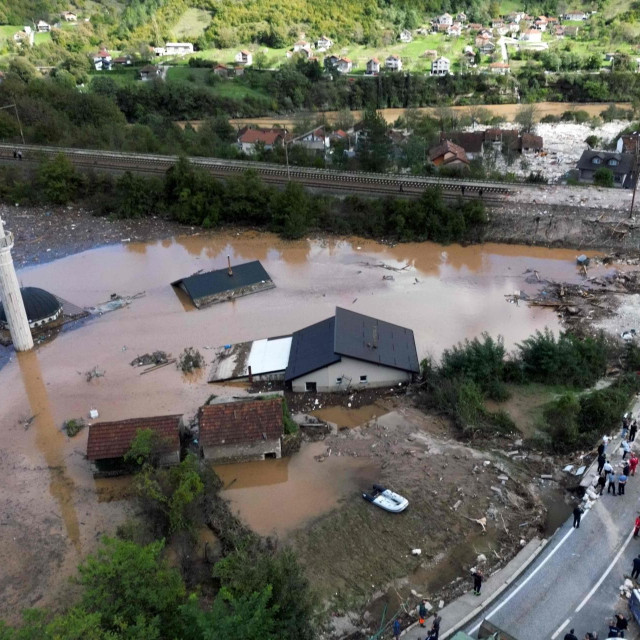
130,351,169,367
84,366,105,382
63,418,85,437
177,347,205,373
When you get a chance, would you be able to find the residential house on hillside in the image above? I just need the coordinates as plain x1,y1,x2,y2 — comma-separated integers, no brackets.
508,23,520,34
457,12,467,22
237,128,285,154
324,54,340,70
113,55,132,66
439,131,484,159
293,40,310,52
198,399,284,463
577,150,634,187
36,20,50,32
235,50,252,65
521,29,542,42
62,11,77,21
139,64,160,81
164,42,194,56
564,11,588,20
491,19,505,29
533,16,548,30
399,29,413,42
13,28,35,46
385,54,403,71
476,37,495,54
336,57,352,73
429,139,469,167
436,13,454,26
316,35,333,51
489,61,510,74
468,23,483,31
284,307,419,393
366,57,380,74
86,415,181,477
437,23,450,33
555,26,566,37
93,49,112,71
448,22,462,37
431,56,450,76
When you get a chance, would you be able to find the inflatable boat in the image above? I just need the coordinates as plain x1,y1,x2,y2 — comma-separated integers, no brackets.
362,484,409,513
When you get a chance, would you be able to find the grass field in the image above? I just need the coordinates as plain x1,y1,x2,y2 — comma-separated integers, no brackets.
88,68,139,87
165,66,269,98
172,8,211,39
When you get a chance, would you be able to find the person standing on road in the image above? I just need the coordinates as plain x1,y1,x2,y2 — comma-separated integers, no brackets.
418,600,427,627
472,568,483,596
623,462,630,477
621,440,631,460
597,473,607,495
392,618,401,639
622,415,630,439
615,612,628,638
630,453,639,476
608,470,617,495
598,453,607,473
634,515,640,538
573,505,583,528
630,420,637,443
618,471,628,496
603,460,613,478
631,554,640,580
563,629,578,640
598,441,606,457
430,613,442,640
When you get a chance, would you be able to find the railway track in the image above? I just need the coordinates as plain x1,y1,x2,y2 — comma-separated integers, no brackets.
0,143,522,205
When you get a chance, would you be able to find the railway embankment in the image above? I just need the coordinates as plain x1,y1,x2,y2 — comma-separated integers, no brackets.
484,202,640,251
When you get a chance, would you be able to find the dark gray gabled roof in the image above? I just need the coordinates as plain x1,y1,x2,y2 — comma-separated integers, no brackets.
334,307,419,373
576,150,634,175
171,260,272,304
284,308,419,382
284,316,340,381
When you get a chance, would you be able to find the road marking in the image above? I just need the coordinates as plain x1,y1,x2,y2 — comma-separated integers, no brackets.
551,618,570,639
574,528,634,612
467,519,581,635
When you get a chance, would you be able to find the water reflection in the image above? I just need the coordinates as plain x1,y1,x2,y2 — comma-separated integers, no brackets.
16,350,81,551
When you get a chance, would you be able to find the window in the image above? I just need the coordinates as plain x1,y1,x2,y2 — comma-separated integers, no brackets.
305,382,317,392
608,159,618,166
592,157,602,165
360,375,368,383
336,377,342,384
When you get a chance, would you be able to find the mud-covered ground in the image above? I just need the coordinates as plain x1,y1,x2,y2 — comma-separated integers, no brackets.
288,402,572,638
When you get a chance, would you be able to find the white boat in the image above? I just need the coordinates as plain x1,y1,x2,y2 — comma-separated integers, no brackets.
362,484,409,513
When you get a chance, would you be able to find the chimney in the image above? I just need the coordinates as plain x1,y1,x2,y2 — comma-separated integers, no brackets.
227,255,233,277
248,365,253,383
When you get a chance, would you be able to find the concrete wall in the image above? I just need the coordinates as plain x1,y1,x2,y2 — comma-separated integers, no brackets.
291,356,413,392
202,438,282,464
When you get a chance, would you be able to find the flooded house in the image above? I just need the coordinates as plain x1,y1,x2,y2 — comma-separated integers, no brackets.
284,307,419,392
86,415,182,477
198,398,284,463
171,259,275,308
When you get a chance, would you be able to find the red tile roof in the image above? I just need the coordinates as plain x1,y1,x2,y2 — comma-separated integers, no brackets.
199,399,283,447
87,415,181,460
238,128,285,145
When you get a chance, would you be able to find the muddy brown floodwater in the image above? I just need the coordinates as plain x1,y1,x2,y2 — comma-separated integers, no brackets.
0,230,615,621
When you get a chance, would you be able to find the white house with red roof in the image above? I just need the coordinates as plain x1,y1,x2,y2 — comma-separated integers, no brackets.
366,57,381,74
385,54,403,71
237,127,286,154
235,50,253,65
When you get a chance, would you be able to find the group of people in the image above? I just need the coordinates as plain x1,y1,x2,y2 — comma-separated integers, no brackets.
563,613,629,639
594,423,638,499
392,602,442,640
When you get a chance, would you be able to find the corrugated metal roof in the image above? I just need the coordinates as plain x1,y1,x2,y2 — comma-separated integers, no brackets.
86,415,181,460
199,399,283,446
171,260,272,305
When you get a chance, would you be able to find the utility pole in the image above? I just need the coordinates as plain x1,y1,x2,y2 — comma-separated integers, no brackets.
284,130,291,181
630,137,639,219
0,104,25,145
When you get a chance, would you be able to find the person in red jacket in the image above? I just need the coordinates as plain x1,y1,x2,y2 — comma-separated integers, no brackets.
629,453,639,476
635,515,640,538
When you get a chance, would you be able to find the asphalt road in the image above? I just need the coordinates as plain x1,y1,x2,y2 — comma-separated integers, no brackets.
465,450,640,640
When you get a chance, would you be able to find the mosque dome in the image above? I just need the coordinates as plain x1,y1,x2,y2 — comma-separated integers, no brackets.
0,287,63,328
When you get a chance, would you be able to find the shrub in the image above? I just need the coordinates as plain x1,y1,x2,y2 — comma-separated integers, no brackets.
594,167,614,188
178,347,205,373
64,418,85,437
543,392,580,452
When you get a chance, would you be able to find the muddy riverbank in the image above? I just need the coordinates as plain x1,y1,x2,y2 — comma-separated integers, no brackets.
0,228,615,624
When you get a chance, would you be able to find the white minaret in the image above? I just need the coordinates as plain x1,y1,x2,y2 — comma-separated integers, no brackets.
0,216,33,351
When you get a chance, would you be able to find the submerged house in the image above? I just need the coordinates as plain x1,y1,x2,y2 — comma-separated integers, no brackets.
86,415,181,476
198,398,284,463
285,307,419,393
171,259,275,308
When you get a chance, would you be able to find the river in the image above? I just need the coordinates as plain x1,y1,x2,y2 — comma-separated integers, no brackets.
0,230,614,620
178,102,632,130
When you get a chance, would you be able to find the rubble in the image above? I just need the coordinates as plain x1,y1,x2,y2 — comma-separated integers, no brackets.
130,351,169,367
84,366,105,382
